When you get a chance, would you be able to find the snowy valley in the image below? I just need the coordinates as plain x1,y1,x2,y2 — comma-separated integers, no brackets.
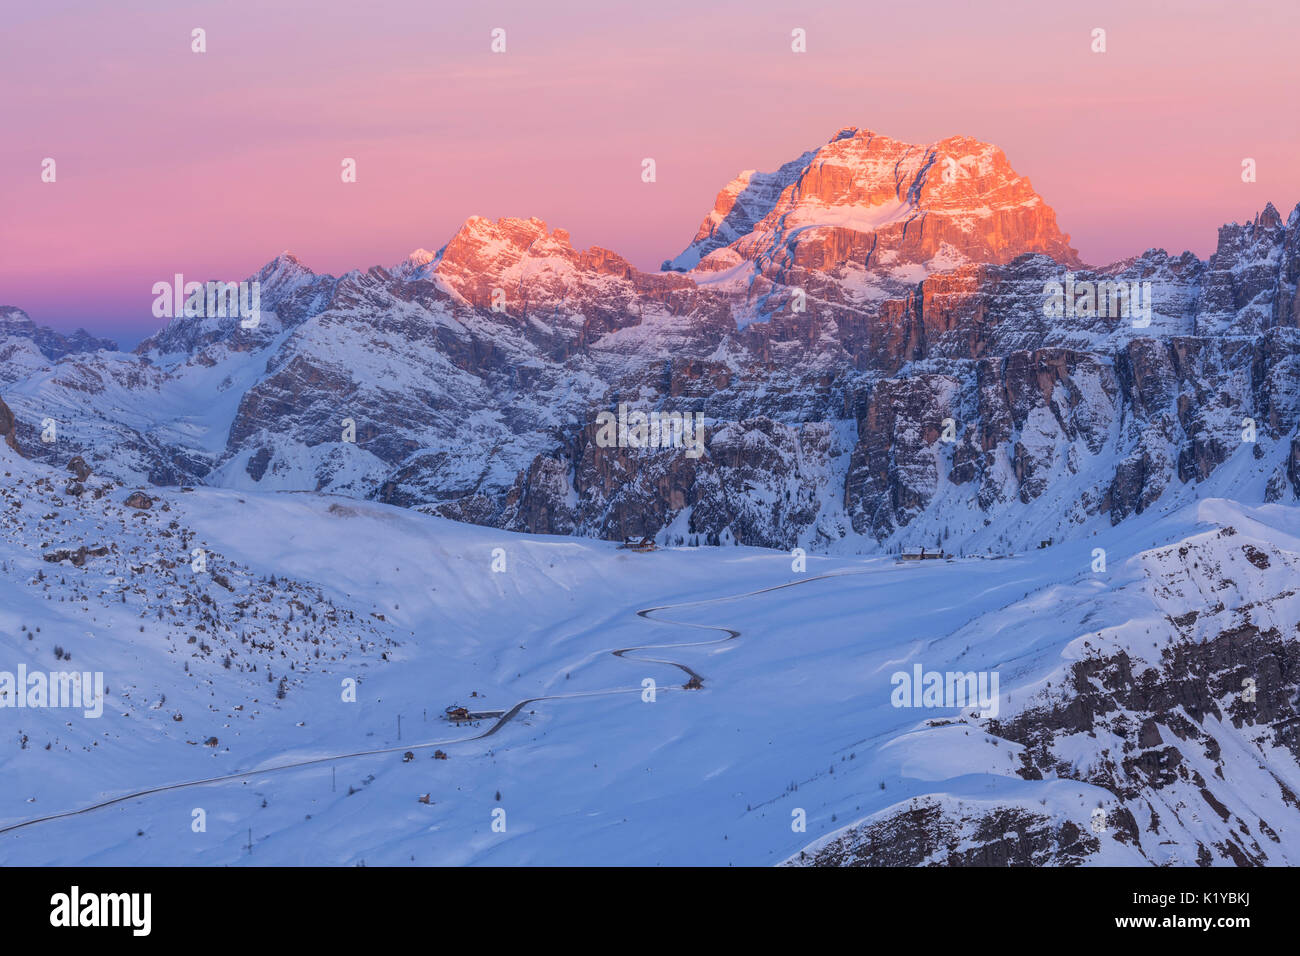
1,441,1298,865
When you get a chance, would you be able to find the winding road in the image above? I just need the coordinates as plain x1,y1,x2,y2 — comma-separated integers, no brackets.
0,567,867,838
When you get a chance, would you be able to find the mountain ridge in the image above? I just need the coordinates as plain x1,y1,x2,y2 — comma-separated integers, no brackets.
2,127,1297,560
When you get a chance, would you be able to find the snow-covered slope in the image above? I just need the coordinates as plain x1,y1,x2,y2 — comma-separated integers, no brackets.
1,443,1298,866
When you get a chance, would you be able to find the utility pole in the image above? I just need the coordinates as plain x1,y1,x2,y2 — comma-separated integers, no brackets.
397,713,402,741
332,766,336,792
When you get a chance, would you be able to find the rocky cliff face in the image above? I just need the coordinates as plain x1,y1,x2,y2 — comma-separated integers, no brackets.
671,129,1079,268
0,394,20,454
787,518,1300,866
1,130,1297,560
785,798,1105,867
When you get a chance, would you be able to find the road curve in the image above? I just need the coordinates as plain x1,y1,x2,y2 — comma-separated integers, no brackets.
0,566,869,838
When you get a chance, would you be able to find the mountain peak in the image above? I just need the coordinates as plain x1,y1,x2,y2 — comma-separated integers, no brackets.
259,251,313,278
829,126,868,143
665,127,1080,276
392,247,441,281
441,216,570,260
0,306,117,359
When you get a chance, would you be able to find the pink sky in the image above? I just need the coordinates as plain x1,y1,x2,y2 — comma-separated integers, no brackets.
3,0,1297,344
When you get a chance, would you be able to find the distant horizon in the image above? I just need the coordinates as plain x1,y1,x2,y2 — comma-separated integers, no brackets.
5,0,1297,343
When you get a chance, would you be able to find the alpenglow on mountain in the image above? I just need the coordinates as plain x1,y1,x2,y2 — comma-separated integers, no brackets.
2,127,1298,557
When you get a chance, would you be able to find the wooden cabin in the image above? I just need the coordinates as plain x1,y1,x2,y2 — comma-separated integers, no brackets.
619,534,657,552
900,547,946,561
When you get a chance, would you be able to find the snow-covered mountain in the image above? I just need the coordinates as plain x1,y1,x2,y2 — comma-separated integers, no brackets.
2,126,1300,865
664,127,1081,280
0,307,117,388
2,440,1298,866
2,128,1298,560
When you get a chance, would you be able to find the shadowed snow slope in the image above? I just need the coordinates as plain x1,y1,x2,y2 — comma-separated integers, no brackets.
1,444,1297,865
